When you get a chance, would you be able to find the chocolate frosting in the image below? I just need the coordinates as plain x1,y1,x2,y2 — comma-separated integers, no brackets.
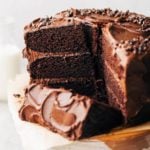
19,84,123,140
24,8,149,35
102,22,150,119
19,84,93,140
23,48,90,63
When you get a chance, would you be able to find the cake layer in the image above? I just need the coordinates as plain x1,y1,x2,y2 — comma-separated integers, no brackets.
19,84,123,140
102,23,142,82
24,47,107,100
104,62,126,111
31,77,97,97
25,21,89,53
29,53,95,79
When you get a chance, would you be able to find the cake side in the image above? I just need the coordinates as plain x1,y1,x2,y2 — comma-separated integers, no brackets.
102,21,150,120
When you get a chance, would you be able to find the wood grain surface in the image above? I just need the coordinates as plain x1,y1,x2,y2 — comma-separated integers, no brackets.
91,122,150,150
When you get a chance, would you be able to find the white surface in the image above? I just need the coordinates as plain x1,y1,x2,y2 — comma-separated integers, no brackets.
0,102,23,150
51,141,111,150
0,44,20,100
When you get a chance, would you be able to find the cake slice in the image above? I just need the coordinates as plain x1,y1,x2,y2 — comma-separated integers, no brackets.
19,84,123,140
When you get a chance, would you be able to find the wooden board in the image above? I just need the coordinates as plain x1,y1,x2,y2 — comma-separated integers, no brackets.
91,122,150,150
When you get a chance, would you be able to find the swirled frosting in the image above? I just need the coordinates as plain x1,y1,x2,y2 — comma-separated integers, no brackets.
19,84,123,140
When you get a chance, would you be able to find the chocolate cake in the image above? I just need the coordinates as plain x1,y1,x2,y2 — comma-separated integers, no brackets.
20,8,150,140
19,84,123,140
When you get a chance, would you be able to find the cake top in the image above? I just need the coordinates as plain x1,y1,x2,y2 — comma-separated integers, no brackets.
24,8,150,34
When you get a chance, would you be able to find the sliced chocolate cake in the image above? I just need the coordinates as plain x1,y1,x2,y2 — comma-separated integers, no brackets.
19,84,123,140
21,8,150,140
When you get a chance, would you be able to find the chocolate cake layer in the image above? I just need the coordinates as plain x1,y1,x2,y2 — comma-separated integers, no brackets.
19,84,123,140
104,61,126,111
24,47,107,100
25,21,89,53
29,53,95,79
31,77,97,97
